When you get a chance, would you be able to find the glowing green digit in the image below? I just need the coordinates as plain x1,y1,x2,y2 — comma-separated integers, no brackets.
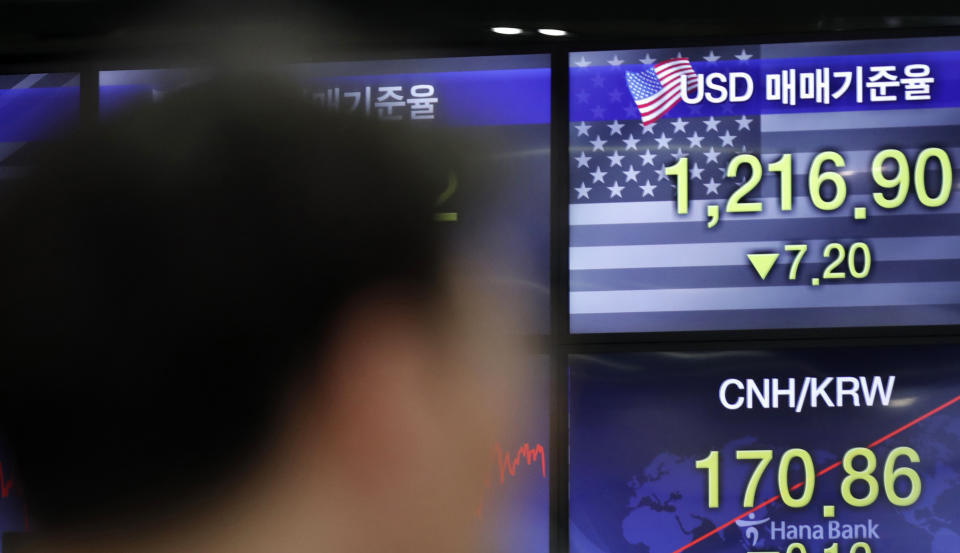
726,154,764,213
778,448,815,508
434,171,459,222
666,157,689,214
851,543,872,553
809,151,847,211
786,544,808,553
915,147,953,208
823,243,847,279
883,446,922,506
737,450,773,508
769,153,793,211
872,149,910,209
841,447,879,507
823,545,838,553
695,451,720,508
784,244,807,280
848,242,872,279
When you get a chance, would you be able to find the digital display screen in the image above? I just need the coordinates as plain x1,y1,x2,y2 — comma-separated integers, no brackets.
98,60,551,553
101,55,552,332
303,54,559,549
569,37,960,334
98,68,211,117
288,55,552,332
0,72,80,182
0,71,81,547
569,346,960,553
479,355,550,553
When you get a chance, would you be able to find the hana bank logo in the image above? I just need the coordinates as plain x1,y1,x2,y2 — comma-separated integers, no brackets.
735,512,770,548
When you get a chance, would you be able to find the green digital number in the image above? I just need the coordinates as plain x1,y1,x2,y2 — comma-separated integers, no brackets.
809,151,847,211
915,147,953,208
872,149,910,209
787,544,808,553
851,543,872,553
826,545,870,553
848,242,872,279
785,244,807,280
667,157,689,214
736,450,773,508
699,446,918,515
822,242,871,280
769,153,793,212
841,447,880,507
778,448,815,508
726,154,764,213
823,243,847,279
872,147,952,209
884,446,922,506
695,450,719,508
434,171,459,222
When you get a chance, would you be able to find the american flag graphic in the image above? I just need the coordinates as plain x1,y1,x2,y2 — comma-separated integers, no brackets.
625,58,698,124
570,47,960,334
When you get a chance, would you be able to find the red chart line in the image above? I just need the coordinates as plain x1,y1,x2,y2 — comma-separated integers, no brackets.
669,392,960,553
496,443,547,484
476,442,548,520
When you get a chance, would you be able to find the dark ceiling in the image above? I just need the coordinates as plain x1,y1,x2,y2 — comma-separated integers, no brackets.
0,1,959,69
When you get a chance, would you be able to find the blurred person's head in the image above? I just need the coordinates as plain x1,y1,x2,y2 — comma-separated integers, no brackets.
0,75,527,553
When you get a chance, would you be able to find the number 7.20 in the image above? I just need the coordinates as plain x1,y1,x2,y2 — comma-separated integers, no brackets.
779,242,872,281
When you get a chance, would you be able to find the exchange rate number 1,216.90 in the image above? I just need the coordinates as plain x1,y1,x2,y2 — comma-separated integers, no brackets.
668,148,953,217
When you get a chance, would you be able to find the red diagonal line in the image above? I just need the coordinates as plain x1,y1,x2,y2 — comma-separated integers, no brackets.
669,392,960,553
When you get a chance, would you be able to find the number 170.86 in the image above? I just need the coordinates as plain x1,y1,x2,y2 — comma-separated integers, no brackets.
695,446,921,510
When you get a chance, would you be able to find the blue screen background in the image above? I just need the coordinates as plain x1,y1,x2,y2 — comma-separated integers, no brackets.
570,347,960,553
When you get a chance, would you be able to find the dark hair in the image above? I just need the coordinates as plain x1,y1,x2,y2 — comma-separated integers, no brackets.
0,76,447,531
